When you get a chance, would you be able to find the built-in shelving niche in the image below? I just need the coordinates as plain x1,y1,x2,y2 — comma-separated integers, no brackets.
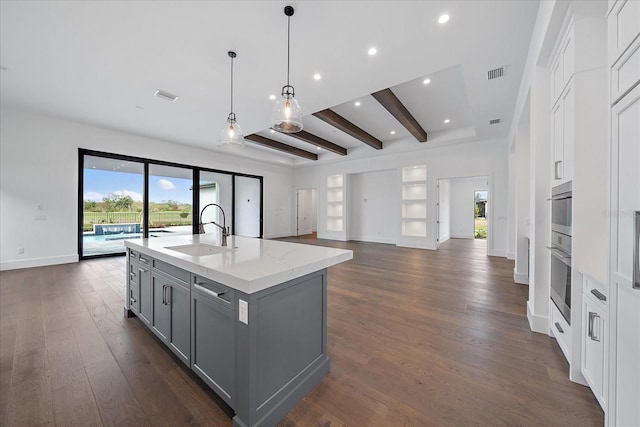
327,174,344,232
401,166,427,237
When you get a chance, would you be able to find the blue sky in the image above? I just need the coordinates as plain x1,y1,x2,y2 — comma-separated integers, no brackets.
83,169,193,204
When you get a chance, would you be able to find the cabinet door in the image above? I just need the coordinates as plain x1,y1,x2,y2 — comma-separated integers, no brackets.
137,264,152,326
609,85,640,426
582,297,606,408
128,260,139,313
552,98,564,181
151,272,171,342
561,83,574,181
191,290,235,406
167,282,190,364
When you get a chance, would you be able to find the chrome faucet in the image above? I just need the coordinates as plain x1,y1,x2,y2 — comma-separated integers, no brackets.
198,203,230,247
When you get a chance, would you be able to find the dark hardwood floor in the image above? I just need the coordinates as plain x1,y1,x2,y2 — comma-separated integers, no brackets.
0,237,603,426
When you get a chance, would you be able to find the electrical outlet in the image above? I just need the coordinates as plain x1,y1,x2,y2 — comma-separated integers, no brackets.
17,247,24,254
37,204,44,211
239,299,248,324
34,214,46,221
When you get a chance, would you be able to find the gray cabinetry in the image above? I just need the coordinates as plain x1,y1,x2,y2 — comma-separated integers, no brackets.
191,275,236,407
151,269,191,365
129,249,152,325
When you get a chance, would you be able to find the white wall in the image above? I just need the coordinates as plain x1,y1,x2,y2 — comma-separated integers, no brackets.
310,188,317,232
438,179,451,244
349,170,396,244
449,177,488,239
514,120,531,284
293,137,510,257
0,109,294,270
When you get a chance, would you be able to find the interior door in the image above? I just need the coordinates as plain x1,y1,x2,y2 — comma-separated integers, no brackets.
296,189,312,236
609,85,640,426
234,176,262,238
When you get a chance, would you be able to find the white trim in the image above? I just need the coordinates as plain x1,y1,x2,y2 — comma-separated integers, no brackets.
349,236,396,245
507,251,516,260
487,249,506,258
0,254,78,271
527,300,549,334
514,269,529,284
450,233,474,239
263,232,292,239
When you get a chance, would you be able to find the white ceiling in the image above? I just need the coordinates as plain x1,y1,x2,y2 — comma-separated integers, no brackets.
0,0,539,166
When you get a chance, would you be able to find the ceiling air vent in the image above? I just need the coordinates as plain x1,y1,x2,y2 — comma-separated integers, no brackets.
487,66,505,80
489,119,501,125
154,90,179,102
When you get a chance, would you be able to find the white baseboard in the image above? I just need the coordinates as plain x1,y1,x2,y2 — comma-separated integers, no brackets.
349,235,396,245
514,269,529,285
0,254,79,271
439,234,450,244
527,301,549,334
450,233,473,239
487,249,507,258
507,251,516,260
263,232,293,239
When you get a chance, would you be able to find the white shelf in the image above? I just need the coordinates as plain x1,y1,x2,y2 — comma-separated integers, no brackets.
401,166,427,238
326,174,345,233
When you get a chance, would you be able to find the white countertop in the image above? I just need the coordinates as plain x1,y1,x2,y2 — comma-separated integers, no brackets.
124,234,353,294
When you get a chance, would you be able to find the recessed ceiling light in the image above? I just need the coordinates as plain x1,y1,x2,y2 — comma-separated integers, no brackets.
317,147,321,151
135,105,144,110
444,119,451,124
313,73,321,80
354,101,361,107
269,94,276,100
390,130,396,135
438,14,450,24
270,129,275,133
368,47,377,56
0,65,7,71
423,78,431,85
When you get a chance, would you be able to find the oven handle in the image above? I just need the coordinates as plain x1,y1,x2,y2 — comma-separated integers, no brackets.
547,246,572,267
546,195,572,201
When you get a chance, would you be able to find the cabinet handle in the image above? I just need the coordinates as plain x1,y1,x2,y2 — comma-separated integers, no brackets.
554,322,564,334
165,285,171,306
161,284,166,305
194,283,228,302
588,311,595,339
554,160,562,180
590,289,606,301
130,297,136,305
130,271,136,278
589,312,601,342
139,267,148,273
139,256,149,263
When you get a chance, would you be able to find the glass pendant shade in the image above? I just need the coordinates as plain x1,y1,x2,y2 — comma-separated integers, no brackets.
271,97,303,133
218,50,244,149
219,115,244,149
271,5,303,134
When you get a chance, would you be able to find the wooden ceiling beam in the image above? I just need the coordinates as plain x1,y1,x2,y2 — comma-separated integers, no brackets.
371,88,428,142
285,130,348,156
313,109,383,150
245,134,318,161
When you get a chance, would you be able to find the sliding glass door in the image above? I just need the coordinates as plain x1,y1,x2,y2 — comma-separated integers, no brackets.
81,155,144,257
148,164,194,237
79,149,263,258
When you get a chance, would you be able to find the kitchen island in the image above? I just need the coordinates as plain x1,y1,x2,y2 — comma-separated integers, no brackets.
124,234,352,427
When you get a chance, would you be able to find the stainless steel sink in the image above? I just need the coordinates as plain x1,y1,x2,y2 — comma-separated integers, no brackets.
165,243,236,257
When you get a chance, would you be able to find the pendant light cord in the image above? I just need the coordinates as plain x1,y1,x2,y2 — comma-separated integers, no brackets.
287,14,291,87
230,55,234,117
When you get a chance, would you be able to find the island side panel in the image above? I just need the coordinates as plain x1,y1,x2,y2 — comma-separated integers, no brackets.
233,269,330,427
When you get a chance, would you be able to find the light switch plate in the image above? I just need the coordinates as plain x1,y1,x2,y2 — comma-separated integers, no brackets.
239,299,248,324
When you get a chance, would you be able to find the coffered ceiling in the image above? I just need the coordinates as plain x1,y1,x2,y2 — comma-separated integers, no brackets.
0,1,539,166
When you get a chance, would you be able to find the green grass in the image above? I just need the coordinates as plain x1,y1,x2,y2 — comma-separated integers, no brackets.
475,218,487,239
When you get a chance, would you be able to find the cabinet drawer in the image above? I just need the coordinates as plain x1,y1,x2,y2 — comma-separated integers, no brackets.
550,302,572,362
611,36,640,102
582,273,608,307
192,275,235,308
608,0,640,65
129,249,151,265
153,258,190,284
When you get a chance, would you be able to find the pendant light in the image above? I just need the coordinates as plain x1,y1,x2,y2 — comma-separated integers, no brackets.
271,5,303,133
219,51,244,148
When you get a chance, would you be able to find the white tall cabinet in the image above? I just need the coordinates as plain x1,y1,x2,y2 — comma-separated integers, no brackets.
607,1,640,425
